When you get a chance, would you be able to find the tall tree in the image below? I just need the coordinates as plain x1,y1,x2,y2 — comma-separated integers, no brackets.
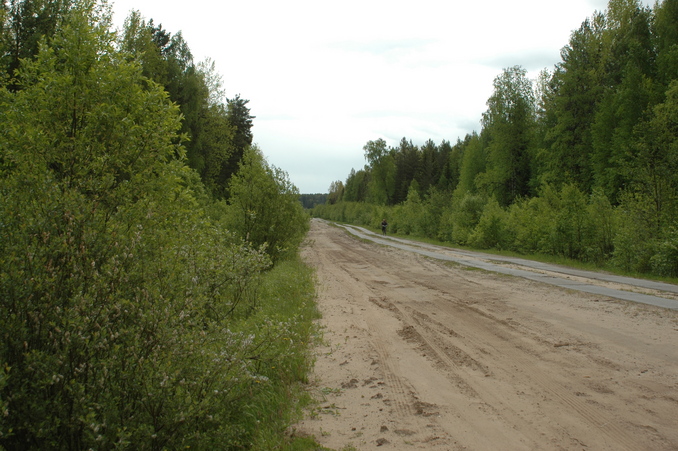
438,138,460,191
343,167,369,202
632,80,678,229
1,0,73,86
590,0,655,201
226,146,307,262
454,132,486,197
327,180,344,204
416,139,439,195
532,68,559,188
121,13,240,198
0,0,192,445
364,138,395,205
479,65,536,206
221,94,255,188
393,138,419,204
653,0,678,91
546,14,606,192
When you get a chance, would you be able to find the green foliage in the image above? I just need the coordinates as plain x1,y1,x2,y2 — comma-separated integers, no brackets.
120,12,249,199
322,0,678,278
0,2,316,449
299,193,327,209
393,138,420,204
633,80,678,225
226,146,309,263
454,133,485,197
612,191,659,272
222,94,256,187
585,189,617,262
363,138,396,205
506,195,554,254
546,14,606,192
343,168,370,202
241,258,320,449
651,227,678,277
420,188,450,240
468,198,509,249
480,66,536,206
391,183,423,235
550,184,589,259
327,180,344,205
451,193,486,245
1,0,74,86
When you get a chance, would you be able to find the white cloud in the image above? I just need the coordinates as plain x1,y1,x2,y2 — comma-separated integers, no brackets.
110,0,653,193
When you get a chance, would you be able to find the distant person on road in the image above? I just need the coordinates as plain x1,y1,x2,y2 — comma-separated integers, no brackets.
381,219,388,235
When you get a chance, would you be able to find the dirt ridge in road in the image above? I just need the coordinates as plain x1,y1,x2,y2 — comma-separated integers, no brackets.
339,223,678,309
293,219,678,450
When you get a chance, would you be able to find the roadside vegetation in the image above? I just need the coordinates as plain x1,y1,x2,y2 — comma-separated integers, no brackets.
0,1,324,449
316,0,678,280
2,0,677,449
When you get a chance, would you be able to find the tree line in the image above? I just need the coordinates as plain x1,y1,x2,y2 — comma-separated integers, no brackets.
1,0,313,449
318,0,678,277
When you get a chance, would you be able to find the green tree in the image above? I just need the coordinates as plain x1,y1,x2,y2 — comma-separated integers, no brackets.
468,198,509,249
532,69,559,187
416,138,439,195
226,146,308,263
440,138,461,192
546,14,606,191
1,0,73,86
0,2,281,447
454,132,486,197
364,138,396,205
327,180,344,204
591,0,655,201
479,65,536,206
632,80,678,228
393,138,420,204
221,94,255,187
653,0,678,90
121,13,238,198
0,0,188,445
343,167,369,202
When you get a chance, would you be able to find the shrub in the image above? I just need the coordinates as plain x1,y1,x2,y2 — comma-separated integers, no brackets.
468,198,509,249
651,227,678,277
226,147,309,263
0,3,315,448
612,191,658,272
552,184,589,259
451,193,486,245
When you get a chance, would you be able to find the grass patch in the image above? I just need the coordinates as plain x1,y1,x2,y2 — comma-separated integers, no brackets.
240,256,327,450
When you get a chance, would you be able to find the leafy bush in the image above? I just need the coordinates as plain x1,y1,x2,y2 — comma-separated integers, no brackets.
651,227,678,277
612,191,658,272
552,184,589,259
451,193,486,245
585,189,616,263
0,2,316,449
468,198,509,249
226,146,309,263
506,196,553,254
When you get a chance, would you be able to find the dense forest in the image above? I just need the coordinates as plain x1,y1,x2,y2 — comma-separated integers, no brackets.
300,193,328,209
315,0,678,278
0,0,316,449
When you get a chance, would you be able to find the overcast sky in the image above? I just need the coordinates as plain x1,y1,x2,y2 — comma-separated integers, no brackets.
110,0,649,194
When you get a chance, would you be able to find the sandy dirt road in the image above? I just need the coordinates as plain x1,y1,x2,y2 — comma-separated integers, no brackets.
293,219,678,450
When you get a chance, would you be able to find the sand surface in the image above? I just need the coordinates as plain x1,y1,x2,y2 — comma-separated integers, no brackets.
293,219,678,450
